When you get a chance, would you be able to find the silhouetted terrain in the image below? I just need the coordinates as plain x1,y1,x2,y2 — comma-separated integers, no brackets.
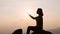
1,28,60,34
49,28,60,34
12,29,22,34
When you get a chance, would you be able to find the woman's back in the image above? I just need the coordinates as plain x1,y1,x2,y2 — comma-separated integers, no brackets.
36,16,43,27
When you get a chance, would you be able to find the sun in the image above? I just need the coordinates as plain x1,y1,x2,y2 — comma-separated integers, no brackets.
24,8,34,16
23,8,34,19
25,8,33,15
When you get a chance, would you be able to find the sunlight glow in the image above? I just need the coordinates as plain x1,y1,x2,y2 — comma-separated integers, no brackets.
25,8,33,15
23,8,34,20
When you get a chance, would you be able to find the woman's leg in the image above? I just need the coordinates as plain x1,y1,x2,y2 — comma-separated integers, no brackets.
27,26,36,34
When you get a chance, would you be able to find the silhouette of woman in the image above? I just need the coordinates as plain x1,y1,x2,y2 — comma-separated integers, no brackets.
27,8,43,34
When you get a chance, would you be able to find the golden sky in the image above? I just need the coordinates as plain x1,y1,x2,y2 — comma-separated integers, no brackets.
0,0,60,34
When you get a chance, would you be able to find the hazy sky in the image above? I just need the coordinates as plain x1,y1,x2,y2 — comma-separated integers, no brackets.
0,0,60,34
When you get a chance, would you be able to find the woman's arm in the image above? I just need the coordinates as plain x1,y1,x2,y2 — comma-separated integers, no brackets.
28,14,36,19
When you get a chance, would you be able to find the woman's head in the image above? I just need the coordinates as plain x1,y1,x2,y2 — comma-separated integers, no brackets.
37,8,43,16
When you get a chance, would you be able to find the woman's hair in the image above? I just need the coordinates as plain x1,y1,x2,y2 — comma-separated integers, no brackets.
37,8,43,16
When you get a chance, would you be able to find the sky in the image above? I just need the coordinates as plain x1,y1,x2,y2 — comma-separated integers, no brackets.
0,0,60,34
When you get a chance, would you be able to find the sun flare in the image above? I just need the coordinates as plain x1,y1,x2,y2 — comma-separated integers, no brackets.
23,8,35,20
25,8,33,15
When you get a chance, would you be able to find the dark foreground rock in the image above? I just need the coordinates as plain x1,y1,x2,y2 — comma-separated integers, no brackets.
32,30,52,34
12,29,22,34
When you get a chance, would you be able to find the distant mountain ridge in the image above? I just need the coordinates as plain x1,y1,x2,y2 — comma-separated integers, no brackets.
49,28,60,34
